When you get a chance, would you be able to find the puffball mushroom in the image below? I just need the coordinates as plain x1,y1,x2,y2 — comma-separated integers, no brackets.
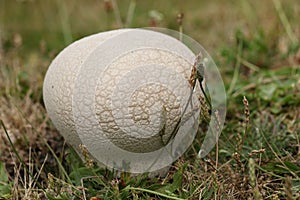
43,29,201,173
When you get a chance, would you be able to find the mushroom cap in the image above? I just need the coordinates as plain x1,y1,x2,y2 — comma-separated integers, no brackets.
43,29,130,157
43,29,200,173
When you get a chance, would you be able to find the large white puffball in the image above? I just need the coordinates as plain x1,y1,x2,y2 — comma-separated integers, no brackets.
43,29,130,157
43,29,200,173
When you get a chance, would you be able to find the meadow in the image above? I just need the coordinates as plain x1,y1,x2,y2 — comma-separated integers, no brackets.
0,0,299,199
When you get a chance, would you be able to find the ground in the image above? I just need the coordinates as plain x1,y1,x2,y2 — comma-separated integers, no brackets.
0,0,299,199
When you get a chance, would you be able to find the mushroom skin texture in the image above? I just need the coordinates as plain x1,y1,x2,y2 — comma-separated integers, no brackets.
43,29,130,159
43,29,200,173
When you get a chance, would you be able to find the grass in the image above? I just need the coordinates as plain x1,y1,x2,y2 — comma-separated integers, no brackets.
0,0,300,199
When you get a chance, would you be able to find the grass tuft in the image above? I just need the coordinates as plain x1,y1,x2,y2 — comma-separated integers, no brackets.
0,0,299,199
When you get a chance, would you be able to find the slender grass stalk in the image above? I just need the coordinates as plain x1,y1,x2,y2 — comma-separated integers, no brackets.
123,186,185,200
31,154,48,191
215,121,219,169
242,96,250,135
177,13,184,42
125,0,136,27
43,139,72,184
249,158,263,200
111,0,124,28
285,176,293,200
272,0,299,77
272,0,298,44
55,0,73,45
228,38,243,96
240,58,260,71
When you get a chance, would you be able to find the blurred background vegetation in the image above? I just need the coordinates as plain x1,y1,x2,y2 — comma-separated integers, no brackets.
1,0,298,54
0,0,299,199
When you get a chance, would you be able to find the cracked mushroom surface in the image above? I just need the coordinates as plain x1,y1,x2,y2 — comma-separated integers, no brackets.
43,29,200,173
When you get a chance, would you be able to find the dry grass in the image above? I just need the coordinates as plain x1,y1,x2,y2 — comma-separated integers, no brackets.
0,0,299,199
